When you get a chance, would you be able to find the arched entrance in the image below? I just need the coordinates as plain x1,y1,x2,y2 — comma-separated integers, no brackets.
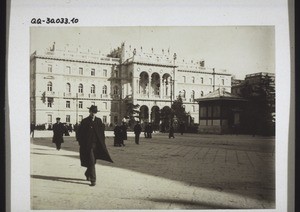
139,105,149,124
151,106,160,131
151,73,160,96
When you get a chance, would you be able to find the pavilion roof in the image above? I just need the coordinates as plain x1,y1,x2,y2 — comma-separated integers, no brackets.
195,88,246,102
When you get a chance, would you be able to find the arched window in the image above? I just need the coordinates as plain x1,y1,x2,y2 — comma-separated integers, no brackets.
102,85,107,94
200,77,204,84
78,84,83,93
201,91,204,97
47,81,52,91
66,83,71,93
192,77,195,83
191,90,195,100
182,90,186,98
91,84,95,94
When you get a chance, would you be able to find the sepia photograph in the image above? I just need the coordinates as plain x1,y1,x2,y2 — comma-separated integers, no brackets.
29,26,276,210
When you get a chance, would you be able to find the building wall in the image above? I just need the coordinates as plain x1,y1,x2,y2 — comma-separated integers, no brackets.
31,43,232,126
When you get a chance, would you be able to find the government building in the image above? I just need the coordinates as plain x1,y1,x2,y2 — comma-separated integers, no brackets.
30,42,232,129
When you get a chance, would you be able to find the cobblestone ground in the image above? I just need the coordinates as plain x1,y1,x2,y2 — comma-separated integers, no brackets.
31,133,275,210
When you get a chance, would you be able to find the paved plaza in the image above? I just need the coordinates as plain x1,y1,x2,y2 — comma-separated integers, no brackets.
30,131,275,210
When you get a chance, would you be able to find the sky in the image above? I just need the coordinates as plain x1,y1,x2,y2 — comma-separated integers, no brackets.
30,26,275,79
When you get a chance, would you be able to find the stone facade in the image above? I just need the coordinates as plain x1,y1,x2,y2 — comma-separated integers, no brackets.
30,42,231,128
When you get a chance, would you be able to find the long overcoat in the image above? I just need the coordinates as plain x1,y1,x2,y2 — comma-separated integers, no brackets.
78,116,113,167
52,123,65,144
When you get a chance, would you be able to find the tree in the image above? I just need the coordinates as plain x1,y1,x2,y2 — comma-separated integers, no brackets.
239,74,275,135
124,100,140,127
171,96,188,124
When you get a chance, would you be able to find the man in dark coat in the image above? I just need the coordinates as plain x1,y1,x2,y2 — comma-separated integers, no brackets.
30,122,35,138
77,105,113,186
147,123,153,138
169,124,175,139
120,122,127,146
114,123,122,147
52,118,65,150
133,121,142,144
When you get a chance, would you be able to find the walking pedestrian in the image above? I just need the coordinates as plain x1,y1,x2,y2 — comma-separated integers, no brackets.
121,122,127,146
147,123,153,138
77,105,113,186
30,122,35,138
133,121,142,144
114,123,122,147
179,122,185,135
169,124,175,139
52,118,65,150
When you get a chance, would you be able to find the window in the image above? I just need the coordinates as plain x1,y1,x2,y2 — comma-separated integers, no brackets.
182,90,186,98
201,91,204,97
47,81,52,91
66,83,71,93
200,77,204,84
103,69,107,77
103,116,107,124
103,102,107,110
102,85,107,94
47,114,52,123
79,101,83,109
66,101,70,108
48,64,52,73
66,66,71,74
222,79,225,85
200,107,207,117
192,77,195,83
191,90,195,100
115,70,119,77
79,67,83,75
78,84,83,93
213,106,220,117
47,97,53,108
182,76,186,83
66,115,70,123
91,84,95,94
113,86,119,95
91,68,95,76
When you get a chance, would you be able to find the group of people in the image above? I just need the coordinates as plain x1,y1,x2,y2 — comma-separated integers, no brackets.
113,122,127,147
144,123,153,138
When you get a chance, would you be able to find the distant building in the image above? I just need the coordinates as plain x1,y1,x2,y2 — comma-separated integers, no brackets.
30,42,232,128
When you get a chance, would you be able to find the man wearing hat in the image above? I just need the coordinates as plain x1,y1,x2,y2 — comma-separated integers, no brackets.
52,117,65,150
77,105,113,186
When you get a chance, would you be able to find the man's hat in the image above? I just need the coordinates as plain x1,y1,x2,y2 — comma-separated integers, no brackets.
88,105,99,113
56,117,61,120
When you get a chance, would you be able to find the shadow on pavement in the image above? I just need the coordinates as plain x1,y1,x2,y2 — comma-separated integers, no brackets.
31,174,89,186
147,198,239,209
31,135,275,206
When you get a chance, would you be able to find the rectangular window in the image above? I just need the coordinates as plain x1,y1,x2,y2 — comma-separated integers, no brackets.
66,66,71,74
66,101,70,108
199,107,207,118
213,105,220,117
79,101,83,109
47,97,53,108
91,68,95,76
66,115,70,123
48,64,52,73
200,77,204,84
103,102,107,110
79,67,83,75
192,77,195,83
47,114,52,123
103,69,107,77
103,116,107,124
222,79,225,85
207,106,212,117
